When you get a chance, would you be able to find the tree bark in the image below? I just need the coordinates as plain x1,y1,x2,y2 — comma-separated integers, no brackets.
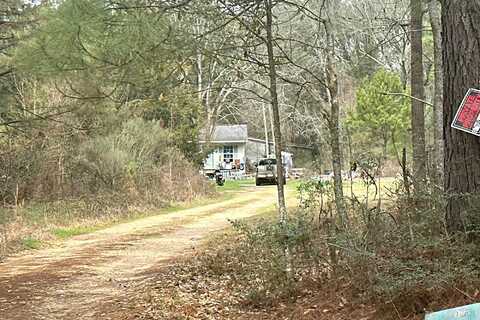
443,1,480,233
264,0,287,223
410,0,427,191
324,17,347,226
429,0,444,185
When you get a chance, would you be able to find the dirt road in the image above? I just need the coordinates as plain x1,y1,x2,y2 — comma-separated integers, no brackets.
0,186,289,320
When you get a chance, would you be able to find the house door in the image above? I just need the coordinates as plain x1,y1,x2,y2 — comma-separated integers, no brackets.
223,145,234,169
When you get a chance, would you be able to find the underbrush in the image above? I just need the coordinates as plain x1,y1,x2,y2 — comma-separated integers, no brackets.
295,177,480,317
140,178,480,320
0,184,215,258
335,183,480,318
138,211,368,320
0,118,213,258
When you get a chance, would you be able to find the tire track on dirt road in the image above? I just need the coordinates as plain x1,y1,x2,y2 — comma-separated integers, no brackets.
0,186,292,320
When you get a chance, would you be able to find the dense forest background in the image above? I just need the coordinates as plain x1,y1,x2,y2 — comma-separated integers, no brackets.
0,0,442,202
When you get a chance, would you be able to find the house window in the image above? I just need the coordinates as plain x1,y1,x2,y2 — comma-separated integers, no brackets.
223,145,234,163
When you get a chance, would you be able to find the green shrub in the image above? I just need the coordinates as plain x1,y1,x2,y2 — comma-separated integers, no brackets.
75,118,171,192
223,212,327,306
21,237,41,249
325,181,480,317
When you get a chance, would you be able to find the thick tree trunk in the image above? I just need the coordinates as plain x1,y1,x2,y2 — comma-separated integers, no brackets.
443,1,480,233
410,0,427,191
264,0,287,223
429,0,444,185
324,18,347,226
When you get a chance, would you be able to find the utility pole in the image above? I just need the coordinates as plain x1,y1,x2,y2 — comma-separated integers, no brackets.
262,104,270,156
268,104,276,156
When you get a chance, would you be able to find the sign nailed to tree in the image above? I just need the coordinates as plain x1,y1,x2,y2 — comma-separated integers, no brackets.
452,88,480,136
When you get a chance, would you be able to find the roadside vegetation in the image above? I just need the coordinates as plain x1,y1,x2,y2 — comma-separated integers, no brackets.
0,112,214,257
0,177,214,257
134,177,479,320
0,1,212,258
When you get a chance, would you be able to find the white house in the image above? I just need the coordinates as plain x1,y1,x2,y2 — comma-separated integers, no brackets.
200,124,306,179
200,124,275,178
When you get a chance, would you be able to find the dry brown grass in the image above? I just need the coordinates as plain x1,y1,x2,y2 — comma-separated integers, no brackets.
0,171,214,259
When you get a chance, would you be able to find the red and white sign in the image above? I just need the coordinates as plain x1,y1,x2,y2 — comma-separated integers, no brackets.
452,88,480,136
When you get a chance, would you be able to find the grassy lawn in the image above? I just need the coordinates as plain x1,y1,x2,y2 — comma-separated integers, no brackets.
290,176,398,208
216,177,303,192
343,177,397,204
215,178,255,192
286,178,304,191
214,176,397,201
21,237,42,250
52,226,102,239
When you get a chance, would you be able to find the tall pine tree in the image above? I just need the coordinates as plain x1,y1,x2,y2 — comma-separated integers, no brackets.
443,1,480,234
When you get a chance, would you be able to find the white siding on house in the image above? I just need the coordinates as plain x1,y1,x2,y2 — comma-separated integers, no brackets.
201,125,313,178
236,144,246,164
204,150,216,169
203,143,246,173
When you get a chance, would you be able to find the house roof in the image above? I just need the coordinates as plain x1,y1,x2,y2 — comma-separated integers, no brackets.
247,137,314,150
247,137,274,145
201,124,248,143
